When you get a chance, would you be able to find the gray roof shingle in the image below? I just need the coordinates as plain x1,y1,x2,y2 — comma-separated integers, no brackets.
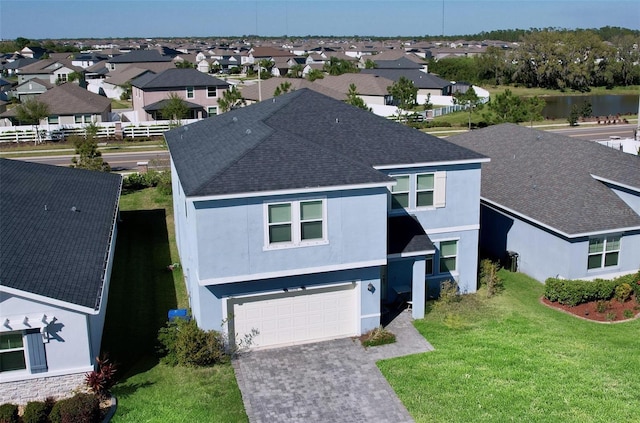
131,68,229,90
447,123,640,236
0,159,122,310
166,89,486,197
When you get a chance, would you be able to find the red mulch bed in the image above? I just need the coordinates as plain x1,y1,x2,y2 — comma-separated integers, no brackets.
541,294,640,323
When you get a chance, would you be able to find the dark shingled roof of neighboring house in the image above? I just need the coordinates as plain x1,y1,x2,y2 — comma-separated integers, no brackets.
447,123,640,236
131,68,229,89
361,69,451,89
166,88,486,197
107,49,175,63
0,159,122,310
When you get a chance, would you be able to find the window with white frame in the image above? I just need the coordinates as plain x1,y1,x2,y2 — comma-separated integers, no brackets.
57,73,67,83
266,199,326,247
48,115,59,124
390,172,446,211
391,175,410,209
0,332,26,372
587,235,620,270
207,86,217,97
439,240,457,273
74,114,92,124
186,86,194,99
207,106,218,117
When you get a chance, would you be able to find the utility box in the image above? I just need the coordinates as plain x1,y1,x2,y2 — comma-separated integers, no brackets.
168,308,190,322
505,251,519,272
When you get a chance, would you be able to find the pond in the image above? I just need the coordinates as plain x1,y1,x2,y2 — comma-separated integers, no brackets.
541,94,639,119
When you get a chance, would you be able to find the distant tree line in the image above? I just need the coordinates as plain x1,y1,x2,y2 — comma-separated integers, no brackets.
429,28,640,91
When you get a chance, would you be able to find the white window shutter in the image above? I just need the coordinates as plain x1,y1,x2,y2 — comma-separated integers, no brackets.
434,171,446,208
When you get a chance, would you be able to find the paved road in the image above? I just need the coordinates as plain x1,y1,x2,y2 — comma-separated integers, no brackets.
5,150,170,172
547,123,637,141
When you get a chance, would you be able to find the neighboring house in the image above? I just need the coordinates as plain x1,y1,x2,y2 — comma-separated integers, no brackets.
448,124,640,282
1,58,39,76
239,77,345,104
71,52,109,69
105,49,175,72
0,159,121,404
20,46,49,59
16,59,84,85
313,73,395,106
11,78,54,102
0,83,112,126
89,66,155,100
361,68,453,97
165,89,487,350
130,68,230,121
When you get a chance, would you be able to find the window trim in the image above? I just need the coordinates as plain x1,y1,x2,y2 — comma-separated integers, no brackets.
207,106,218,117
437,238,459,274
207,86,217,98
186,86,194,99
587,235,621,270
48,115,59,124
389,171,446,212
390,174,410,210
0,331,26,373
263,198,328,250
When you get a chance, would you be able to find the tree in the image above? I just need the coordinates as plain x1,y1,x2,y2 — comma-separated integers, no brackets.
257,59,274,80
346,83,371,111
273,81,292,97
364,59,377,69
70,124,110,172
161,93,189,126
175,60,195,69
453,86,483,129
306,69,324,82
218,87,245,112
485,89,529,123
287,64,303,78
387,76,418,111
323,57,358,76
523,96,546,127
14,98,50,145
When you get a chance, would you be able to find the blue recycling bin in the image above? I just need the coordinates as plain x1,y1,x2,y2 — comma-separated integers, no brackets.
168,308,190,321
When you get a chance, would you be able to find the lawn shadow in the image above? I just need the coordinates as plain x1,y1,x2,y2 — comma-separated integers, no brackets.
101,209,178,378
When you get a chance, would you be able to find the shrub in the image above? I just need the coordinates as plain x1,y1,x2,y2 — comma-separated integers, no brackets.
544,277,623,306
122,170,171,194
614,283,633,303
596,300,609,313
49,393,99,423
479,259,502,298
85,355,118,397
157,318,226,367
438,280,460,305
605,312,616,321
361,326,396,347
0,403,19,423
623,309,634,319
22,400,51,423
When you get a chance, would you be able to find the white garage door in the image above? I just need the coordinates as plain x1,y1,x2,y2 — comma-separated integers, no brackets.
229,283,358,349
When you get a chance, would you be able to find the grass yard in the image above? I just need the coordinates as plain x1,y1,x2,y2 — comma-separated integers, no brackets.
379,271,640,423
101,187,247,422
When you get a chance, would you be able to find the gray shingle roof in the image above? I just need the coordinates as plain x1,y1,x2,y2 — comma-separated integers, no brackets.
0,159,122,310
131,68,229,90
107,49,174,63
361,69,451,89
388,215,435,255
166,89,486,197
447,123,640,236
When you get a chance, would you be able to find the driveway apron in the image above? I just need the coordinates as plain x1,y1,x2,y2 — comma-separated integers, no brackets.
233,310,433,423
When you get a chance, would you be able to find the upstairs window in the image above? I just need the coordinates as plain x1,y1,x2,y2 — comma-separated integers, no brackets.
0,332,25,372
186,86,194,99
587,235,620,269
207,86,217,97
266,199,327,248
390,172,446,211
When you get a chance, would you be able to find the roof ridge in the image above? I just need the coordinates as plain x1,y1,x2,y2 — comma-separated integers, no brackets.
191,91,304,194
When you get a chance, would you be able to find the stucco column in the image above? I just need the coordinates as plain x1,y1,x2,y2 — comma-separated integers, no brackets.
412,257,426,319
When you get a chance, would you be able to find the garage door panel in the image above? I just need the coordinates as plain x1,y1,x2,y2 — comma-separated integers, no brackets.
231,284,357,349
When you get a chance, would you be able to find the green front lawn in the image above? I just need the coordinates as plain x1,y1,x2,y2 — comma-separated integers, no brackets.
379,271,640,423
102,188,247,422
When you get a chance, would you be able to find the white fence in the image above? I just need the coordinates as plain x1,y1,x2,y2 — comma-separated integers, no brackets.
0,119,200,143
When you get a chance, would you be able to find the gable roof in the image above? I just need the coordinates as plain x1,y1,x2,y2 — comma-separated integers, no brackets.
131,68,229,89
239,77,346,102
166,89,486,197
372,57,424,70
0,83,111,118
314,73,394,96
108,49,175,64
447,124,640,236
361,69,451,89
0,159,122,311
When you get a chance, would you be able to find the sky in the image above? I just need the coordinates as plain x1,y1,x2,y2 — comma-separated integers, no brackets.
0,0,638,40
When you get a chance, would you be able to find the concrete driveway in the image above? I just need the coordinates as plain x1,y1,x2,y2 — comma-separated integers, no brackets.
233,310,433,423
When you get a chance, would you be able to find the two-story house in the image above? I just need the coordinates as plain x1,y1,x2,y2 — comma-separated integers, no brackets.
165,89,488,350
131,68,230,122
